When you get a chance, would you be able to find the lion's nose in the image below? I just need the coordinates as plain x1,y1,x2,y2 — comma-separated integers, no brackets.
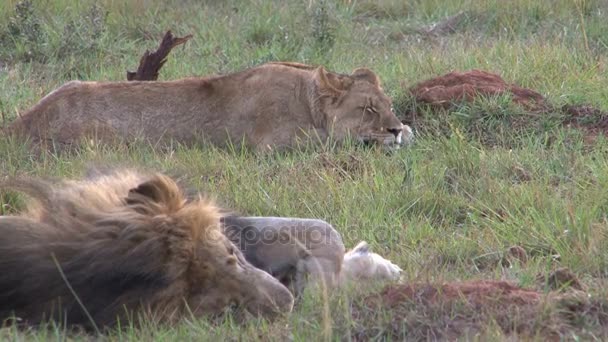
387,127,402,138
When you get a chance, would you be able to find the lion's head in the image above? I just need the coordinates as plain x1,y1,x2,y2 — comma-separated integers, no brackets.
314,67,414,150
0,170,294,329
340,241,403,284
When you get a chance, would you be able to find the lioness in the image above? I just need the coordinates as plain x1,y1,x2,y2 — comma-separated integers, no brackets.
222,216,403,295
8,62,413,151
0,172,294,329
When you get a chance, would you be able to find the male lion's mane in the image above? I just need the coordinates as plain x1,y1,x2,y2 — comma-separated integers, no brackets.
0,170,222,330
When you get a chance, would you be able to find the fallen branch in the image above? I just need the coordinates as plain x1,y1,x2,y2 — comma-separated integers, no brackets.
127,30,193,81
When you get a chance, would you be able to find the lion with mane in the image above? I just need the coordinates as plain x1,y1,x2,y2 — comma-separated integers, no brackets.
0,170,294,330
8,62,412,152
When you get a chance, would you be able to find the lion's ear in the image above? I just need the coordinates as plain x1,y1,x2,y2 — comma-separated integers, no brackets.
351,241,370,254
128,181,164,203
126,175,183,213
351,68,380,87
315,67,353,98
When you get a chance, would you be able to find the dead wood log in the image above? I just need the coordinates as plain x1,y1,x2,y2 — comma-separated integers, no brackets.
127,30,193,81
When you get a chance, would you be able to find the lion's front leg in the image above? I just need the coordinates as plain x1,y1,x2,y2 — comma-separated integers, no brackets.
295,255,341,296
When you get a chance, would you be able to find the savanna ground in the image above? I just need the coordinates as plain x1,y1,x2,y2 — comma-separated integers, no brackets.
1,0,608,340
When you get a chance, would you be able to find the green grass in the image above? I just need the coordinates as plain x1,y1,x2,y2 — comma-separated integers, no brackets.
2,0,608,340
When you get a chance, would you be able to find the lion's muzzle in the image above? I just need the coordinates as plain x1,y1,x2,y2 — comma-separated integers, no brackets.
243,267,295,317
398,124,414,146
380,123,414,151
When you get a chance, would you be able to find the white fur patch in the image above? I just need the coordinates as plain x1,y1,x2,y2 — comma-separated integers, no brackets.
401,124,414,145
340,241,402,284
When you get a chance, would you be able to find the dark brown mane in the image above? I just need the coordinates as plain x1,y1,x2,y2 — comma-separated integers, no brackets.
0,171,222,330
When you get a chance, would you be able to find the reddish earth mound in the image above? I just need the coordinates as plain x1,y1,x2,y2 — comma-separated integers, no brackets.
372,280,541,308
354,280,608,340
562,104,608,139
410,70,546,110
408,70,608,142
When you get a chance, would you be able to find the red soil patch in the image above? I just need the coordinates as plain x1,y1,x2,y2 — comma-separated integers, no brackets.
410,70,547,111
562,104,608,143
354,279,607,340
541,267,584,291
367,280,541,308
408,70,608,143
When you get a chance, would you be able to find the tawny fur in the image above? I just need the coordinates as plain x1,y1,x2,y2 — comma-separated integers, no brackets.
221,217,403,295
0,170,294,330
340,241,403,284
8,62,412,151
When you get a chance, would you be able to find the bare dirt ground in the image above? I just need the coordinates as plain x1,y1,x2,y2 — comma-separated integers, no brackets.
408,70,608,144
355,278,608,340
410,70,547,111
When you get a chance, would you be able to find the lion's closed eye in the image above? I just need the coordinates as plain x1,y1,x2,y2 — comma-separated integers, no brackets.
361,104,377,116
